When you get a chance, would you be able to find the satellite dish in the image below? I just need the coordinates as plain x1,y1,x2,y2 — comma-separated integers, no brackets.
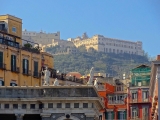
57,70,59,73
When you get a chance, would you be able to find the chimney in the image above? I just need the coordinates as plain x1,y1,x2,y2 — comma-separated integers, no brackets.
157,55,160,61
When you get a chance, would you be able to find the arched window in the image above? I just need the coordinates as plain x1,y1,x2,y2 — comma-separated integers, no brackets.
10,80,17,86
0,79,4,86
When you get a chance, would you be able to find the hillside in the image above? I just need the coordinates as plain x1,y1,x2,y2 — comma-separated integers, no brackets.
46,46,150,77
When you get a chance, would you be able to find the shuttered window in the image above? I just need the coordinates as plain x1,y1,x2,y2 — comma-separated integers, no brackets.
11,55,16,71
34,61,38,76
23,59,29,74
106,111,114,120
118,111,127,120
0,52,3,68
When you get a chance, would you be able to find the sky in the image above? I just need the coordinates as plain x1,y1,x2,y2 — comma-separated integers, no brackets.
1,0,160,57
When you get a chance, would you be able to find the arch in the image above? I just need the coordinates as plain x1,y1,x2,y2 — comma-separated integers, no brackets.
56,115,80,120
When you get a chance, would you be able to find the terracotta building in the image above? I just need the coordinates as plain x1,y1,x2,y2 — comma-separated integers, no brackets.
128,65,151,120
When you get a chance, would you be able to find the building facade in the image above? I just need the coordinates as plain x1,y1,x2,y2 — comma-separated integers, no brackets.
22,30,60,46
97,79,127,120
0,86,104,120
149,55,160,120
128,65,151,120
71,34,144,56
0,14,54,86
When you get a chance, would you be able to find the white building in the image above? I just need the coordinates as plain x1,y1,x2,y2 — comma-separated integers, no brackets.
71,34,144,56
22,29,60,46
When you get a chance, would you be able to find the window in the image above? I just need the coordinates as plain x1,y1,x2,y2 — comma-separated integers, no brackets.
22,104,26,109
132,92,137,99
65,103,70,108
13,104,18,109
143,107,148,119
118,111,126,119
30,104,35,109
0,52,3,68
23,59,29,74
83,103,88,108
48,103,53,108
0,79,4,86
132,107,138,118
5,104,9,109
39,104,43,109
74,103,79,108
12,27,16,33
57,103,62,108
106,111,114,119
143,91,148,100
34,61,38,77
10,80,17,86
11,55,16,71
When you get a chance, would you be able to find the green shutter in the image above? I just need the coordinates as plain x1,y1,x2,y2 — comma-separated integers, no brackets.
105,112,108,119
117,111,120,119
22,59,25,73
124,110,127,120
112,111,114,119
0,52,3,67
14,55,16,69
11,55,13,70
27,60,29,74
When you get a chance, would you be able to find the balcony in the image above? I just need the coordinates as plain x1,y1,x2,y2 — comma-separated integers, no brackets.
108,100,124,104
11,67,20,73
130,98,150,103
115,85,127,93
33,71,41,78
0,63,6,70
130,118,141,120
0,36,19,48
21,46,40,54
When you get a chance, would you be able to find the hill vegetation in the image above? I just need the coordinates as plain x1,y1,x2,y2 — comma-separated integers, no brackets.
46,45,150,78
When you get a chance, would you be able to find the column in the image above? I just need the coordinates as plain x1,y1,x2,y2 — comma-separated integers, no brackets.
15,114,24,120
157,65,160,120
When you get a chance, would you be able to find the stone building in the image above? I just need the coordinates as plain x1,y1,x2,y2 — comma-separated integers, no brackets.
22,30,60,46
0,85,104,120
71,33,144,56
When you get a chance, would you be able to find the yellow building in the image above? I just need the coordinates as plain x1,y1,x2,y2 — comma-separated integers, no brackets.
0,14,54,86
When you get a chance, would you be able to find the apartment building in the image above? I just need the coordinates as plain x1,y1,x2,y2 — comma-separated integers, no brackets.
128,65,151,120
0,14,54,86
22,29,60,45
149,55,160,120
70,33,144,56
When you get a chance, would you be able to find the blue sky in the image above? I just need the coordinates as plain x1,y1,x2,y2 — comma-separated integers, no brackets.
1,0,160,57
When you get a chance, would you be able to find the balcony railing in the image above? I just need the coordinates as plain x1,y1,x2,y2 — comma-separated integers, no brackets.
130,118,141,120
130,98,150,103
0,63,6,70
108,100,125,104
21,46,40,54
0,37,19,48
115,85,127,93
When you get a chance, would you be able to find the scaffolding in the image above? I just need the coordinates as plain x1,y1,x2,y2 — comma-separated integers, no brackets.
131,65,151,87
